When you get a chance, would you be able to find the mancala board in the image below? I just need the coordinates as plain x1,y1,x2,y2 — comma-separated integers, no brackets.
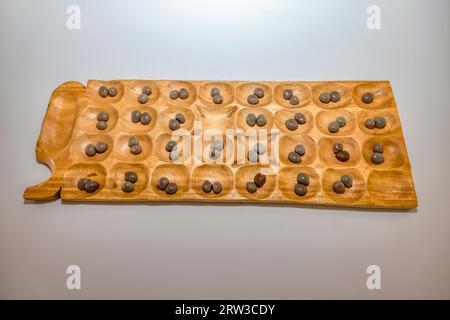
23,80,417,208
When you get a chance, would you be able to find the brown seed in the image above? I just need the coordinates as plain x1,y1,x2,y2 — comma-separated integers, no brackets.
336,150,350,162
332,181,346,194
246,113,257,126
289,96,300,105
169,118,180,130
202,180,213,193
96,121,108,130
165,182,178,194
297,172,309,186
374,116,387,129
247,94,259,105
256,114,267,127
165,140,177,152
294,144,305,156
98,86,109,97
285,118,298,131
340,174,353,188
131,110,141,123
254,173,266,188
212,181,223,194
246,181,258,194
130,144,142,155
108,87,117,97
283,89,293,100
210,87,220,97
362,92,374,104
328,121,340,133
179,88,189,99
212,95,223,104
169,90,179,99
319,92,331,103
85,181,100,193
332,143,343,154
97,112,109,122
142,85,152,95
85,144,97,157
294,112,306,124
294,183,308,196
124,171,138,183
365,118,376,129
122,181,134,193
373,143,384,153
371,152,384,164
137,93,148,104
95,142,108,153
330,91,340,102
175,113,186,124
128,136,138,147
77,178,91,191
140,112,151,125
254,87,264,98
157,177,169,191
288,151,301,164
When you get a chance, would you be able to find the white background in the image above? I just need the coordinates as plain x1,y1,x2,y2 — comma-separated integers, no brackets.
0,0,449,299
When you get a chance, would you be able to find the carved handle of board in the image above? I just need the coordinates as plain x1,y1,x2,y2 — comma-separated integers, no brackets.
23,81,85,200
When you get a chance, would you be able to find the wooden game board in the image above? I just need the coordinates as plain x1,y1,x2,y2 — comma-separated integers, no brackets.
23,80,417,208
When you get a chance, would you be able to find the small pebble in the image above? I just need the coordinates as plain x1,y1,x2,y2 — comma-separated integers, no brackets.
85,144,97,157
211,140,224,151
247,94,259,105
169,90,179,99
333,143,343,154
285,118,298,131
77,178,91,191
169,119,180,130
85,181,100,193
165,140,177,152
124,171,138,183
122,181,134,193
213,95,223,104
170,150,180,161
157,177,169,191
288,151,301,164
246,113,257,127
138,93,148,104
140,112,151,125
98,86,109,98
297,172,310,186
336,116,347,128
319,92,331,104
131,110,141,123
95,142,108,154
97,112,109,122
254,87,264,98
202,180,213,193
210,87,220,97
336,150,350,162
289,96,299,105
165,182,178,194
246,181,258,194
364,118,376,129
332,181,346,194
256,114,267,127
341,174,353,188
96,121,108,130
283,89,293,100
294,112,306,124
175,113,186,124
212,181,223,194
294,144,305,156
374,116,387,129
108,87,117,97
362,92,374,104
142,85,152,95
294,183,308,196
254,173,266,188
248,150,259,163
253,142,266,155
179,88,189,99
130,144,142,155
373,143,384,153
128,136,138,147
371,152,384,164
330,91,341,102
328,121,340,133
